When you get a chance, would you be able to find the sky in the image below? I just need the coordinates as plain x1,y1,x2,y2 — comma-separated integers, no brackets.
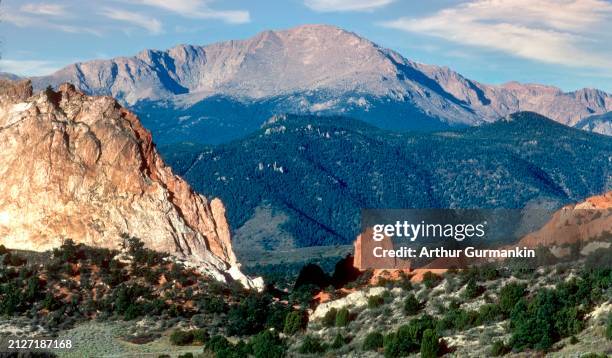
0,0,611,92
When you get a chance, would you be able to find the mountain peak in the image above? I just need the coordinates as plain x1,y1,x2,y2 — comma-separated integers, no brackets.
30,25,612,136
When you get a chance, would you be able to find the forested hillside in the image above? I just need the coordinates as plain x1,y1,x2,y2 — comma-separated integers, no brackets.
160,112,612,249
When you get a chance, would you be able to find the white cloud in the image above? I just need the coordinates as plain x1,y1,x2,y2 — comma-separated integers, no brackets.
381,0,612,68
101,8,163,34
0,59,62,76
20,3,67,16
304,0,395,12
134,0,250,24
1,9,103,36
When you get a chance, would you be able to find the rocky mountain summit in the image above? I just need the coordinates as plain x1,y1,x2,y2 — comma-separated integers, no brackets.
30,24,612,137
0,79,260,287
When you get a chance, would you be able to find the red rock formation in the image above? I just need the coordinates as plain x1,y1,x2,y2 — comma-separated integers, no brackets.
0,80,256,285
353,228,411,271
518,191,612,248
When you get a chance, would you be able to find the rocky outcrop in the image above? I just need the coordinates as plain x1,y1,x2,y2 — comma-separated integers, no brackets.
0,80,260,288
576,112,612,136
518,192,612,248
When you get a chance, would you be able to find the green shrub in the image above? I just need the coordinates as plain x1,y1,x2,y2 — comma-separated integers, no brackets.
384,315,437,357
200,295,227,313
438,307,479,331
192,329,209,344
510,290,573,351
404,294,422,316
368,295,385,309
283,311,304,335
490,340,510,356
499,282,526,315
462,278,485,299
606,313,612,340
477,303,502,324
299,335,326,354
331,333,345,349
205,335,230,351
322,307,337,327
422,272,442,289
226,294,271,335
362,331,384,351
265,305,293,332
251,330,286,358
204,335,250,358
420,329,439,358
335,307,350,327
170,329,194,346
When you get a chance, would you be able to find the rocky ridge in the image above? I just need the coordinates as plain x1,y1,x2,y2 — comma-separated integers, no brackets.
30,24,612,134
0,79,261,288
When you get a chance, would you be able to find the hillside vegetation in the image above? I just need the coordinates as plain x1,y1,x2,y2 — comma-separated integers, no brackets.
1,242,610,357
160,112,612,249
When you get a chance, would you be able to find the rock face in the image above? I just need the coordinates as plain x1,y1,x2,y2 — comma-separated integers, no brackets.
414,65,612,128
518,192,612,248
0,79,260,287
575,112,612,136
31,24,612,134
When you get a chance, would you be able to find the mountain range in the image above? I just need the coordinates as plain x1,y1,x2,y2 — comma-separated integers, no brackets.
160,112,612,251
26,24,612,144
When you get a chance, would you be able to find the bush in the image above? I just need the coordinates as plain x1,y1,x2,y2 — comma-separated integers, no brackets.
205,335,246,358
462,278,485,299
477,303,503,324
509,288,582,351
422,272,442,289
192,329,209,344
227,294,271,335
331,333,345,349
490,340,510,356
499,282,526,315
335,307,350,327
251,330,286,358
384,315,437,357
368,295,385,309
200,295,227,313
170,329,194,346
404,294,422,316
283,311,304,335
299,335,326,354
322,308,337,327
438,307,479,331
607,313,612,340
420,329,440,358
362,331,384,351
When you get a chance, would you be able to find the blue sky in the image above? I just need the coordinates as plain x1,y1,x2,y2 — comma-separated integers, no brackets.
1,0,611,92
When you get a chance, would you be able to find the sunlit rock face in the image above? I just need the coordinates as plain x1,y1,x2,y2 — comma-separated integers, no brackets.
0,80,261,288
